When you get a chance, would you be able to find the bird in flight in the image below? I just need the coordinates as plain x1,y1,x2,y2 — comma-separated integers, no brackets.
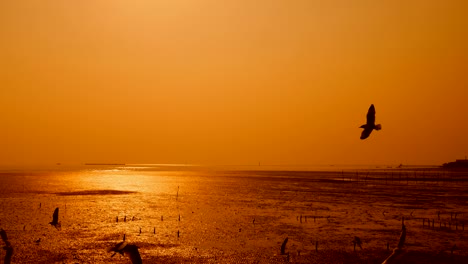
49,207,61,230
280,237,288,255
109,234,142,264
0,229,8,244
1,229,13,264
122,244,142,264
360,104,382,139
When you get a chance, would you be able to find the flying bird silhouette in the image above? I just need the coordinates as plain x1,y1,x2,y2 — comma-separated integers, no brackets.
360,104,381,139
382,218,406,264
1,229,13,264
280,237,288,255
122,244,142,264
109,235,142,264
109,234,127,257
49,207,61,230
109,241,128,257
0,229,8,243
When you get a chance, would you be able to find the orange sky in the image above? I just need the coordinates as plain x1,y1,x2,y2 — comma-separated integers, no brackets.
1,1,467,167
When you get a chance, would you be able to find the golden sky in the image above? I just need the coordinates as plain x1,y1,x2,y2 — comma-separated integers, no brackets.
1,1,467,167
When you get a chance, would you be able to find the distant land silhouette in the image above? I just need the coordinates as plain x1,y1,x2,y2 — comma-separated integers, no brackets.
84,163,126,166
442,158,468,169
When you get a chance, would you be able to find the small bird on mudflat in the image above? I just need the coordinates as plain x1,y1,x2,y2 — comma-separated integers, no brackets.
353,236,362,250
360,104,382,139
49,207,61,230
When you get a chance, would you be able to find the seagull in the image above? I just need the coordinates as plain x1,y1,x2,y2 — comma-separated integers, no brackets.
1,229,13,264
0,229,8,243
353,236,362,250
122,244,142,264
382,218,406,264
109,234,127,257
109,235,142,264
109,241,128,257
280,237,288,255
49,207,61,230
360,104,382,139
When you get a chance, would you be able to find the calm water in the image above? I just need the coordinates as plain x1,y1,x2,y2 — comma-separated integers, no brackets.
0,165,467,263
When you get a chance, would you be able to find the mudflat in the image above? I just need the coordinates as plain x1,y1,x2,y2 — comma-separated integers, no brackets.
0,167,467,263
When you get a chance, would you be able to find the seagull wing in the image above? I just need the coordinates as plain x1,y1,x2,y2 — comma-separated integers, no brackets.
360,127,373,140
397,224,406,249
124,244,143,264
366,104,376,125
0,229,8,243
53,207,59,223
281,237,288,254
109,241,127,256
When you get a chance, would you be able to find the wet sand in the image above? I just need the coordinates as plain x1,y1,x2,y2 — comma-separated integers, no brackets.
0,166,467,263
